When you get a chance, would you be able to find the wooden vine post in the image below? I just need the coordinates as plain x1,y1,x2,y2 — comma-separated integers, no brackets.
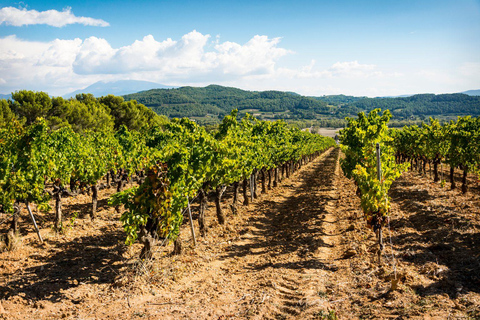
376,143,384,263
187,197,197,247
26,202,43,244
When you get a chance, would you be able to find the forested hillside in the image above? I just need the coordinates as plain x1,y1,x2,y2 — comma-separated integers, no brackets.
123,85,332,121
347,93,480,119
123,85,480,126
2,87,479,129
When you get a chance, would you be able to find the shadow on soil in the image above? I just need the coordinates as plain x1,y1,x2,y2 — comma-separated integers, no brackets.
222,148,340,272
390,174,480,297
0,226,128,303
64,198,111,219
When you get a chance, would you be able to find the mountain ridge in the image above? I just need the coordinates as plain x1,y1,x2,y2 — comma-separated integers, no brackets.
62,80,176,98
461,89,480,96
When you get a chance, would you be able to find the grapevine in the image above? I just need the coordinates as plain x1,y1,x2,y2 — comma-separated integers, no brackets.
340,109,408,259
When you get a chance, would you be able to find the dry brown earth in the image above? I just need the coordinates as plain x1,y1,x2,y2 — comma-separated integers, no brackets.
1,148,479,319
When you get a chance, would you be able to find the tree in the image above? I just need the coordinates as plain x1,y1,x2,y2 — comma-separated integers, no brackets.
10,90,52,125
0,99,16,127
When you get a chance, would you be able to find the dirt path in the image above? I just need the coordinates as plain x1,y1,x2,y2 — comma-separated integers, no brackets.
130,147,344,319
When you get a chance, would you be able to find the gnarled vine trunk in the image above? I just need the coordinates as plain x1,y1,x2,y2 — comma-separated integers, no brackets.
273,167,278,187
173,238,182,255
243,179,249,206
11,202,19,234
450,166,456,190
461,168,468,194
115,177,124,213
91,184,98,219
54,188,62,230
139,225,156,260
215,185,226,224
198,188,208,236
69,179,77,194
230,181,239,215
252,170,258,199
261,169,267,194
267,169,272,190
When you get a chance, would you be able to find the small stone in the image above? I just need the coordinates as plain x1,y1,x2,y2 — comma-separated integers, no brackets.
343,248,357,258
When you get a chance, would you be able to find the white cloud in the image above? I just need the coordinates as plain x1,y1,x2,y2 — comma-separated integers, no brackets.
72,31,290,78
0,6,109,27
0,35,94,94
39,38,83,67
71,31,215,75
214,35,291,75
0,31,292,95
0,30,477,97
328,60,376,77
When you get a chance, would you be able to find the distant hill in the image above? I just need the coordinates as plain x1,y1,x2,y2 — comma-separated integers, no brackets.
461,89,480,96
123,85,480,125
0,93,11,100
313,94,366,105
379,94,415,98
286,91,301,96
349,93,480,119
123,85,331,119
63,80,175,98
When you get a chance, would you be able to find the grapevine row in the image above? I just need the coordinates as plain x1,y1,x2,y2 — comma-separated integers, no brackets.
391,116,480,193
339,110,480,260
0,104,335,257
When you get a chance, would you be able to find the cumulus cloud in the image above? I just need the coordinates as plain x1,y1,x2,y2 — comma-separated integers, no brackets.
2,30,463,97
0,31,293,95
214,35,291,75
0,6,109,27
0,35,88,94
71,31,291,78
73,31,212,75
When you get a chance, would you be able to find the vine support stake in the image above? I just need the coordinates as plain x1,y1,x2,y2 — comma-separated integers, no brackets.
376,143,382,182
26,202,43,244
187,196,196,247
376,143,384,264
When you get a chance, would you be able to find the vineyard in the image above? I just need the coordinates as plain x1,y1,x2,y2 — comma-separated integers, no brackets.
1,94,480,319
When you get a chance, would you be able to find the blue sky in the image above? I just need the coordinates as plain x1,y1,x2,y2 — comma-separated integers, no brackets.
1,0,479,96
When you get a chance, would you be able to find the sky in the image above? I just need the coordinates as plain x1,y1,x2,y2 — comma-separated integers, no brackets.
0,0,479,97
